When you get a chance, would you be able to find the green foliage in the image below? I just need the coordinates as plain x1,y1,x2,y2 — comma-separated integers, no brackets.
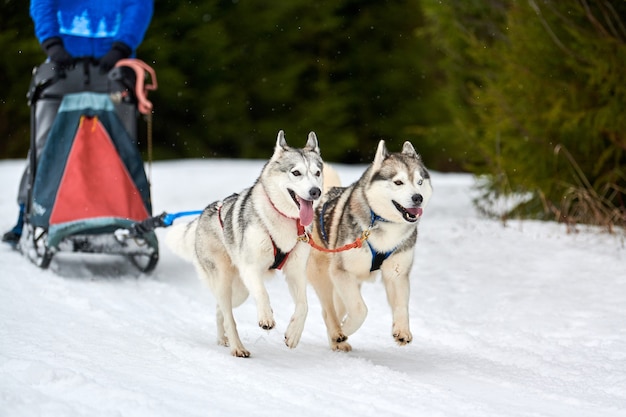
419,0,510,171
424,0,626,229
139,0,443,163
0,0,42,158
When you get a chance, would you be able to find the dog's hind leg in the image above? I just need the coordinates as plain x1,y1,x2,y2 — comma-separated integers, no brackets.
215,281,250,357
195,249,250,356
216,306,228,347
209,263,250,357
307,256,351,351
215,274,249,349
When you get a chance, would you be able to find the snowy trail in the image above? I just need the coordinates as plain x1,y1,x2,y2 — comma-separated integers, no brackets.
1,159,625,417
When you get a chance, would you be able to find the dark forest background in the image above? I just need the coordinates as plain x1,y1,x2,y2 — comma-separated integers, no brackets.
1,1,624,228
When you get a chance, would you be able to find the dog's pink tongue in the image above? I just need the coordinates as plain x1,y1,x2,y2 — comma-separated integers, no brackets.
407,207,423,217
298,198,314,226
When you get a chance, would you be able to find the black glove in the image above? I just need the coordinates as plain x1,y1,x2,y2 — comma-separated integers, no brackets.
41,37,73,68
99,42,132,73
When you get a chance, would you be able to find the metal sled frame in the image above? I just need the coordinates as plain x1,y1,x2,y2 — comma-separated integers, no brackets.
20,224,159,272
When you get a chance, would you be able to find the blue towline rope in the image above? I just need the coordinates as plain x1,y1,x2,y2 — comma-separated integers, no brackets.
161,210,204,226
123,209,203,238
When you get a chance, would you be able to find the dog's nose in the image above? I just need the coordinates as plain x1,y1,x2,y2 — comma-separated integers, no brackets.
412,194,423,205
310,187,322,200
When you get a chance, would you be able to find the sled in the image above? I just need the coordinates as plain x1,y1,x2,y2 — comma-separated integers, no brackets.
19,59,159,273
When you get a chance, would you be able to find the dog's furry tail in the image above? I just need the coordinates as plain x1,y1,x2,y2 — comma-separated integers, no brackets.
165,219,198,261
323,163,341,192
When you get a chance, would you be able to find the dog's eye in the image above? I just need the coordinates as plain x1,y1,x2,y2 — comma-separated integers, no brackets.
315,170,321,177
292,170,301,177
394,180,404,186
417,179,423,186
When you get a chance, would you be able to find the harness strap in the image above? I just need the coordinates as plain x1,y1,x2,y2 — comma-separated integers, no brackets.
365,210,396,271
314,203,394,270
270,245,289,270
216,203,224,229
270,221,307,270
217,202,303,271
367,241,394,272
319,201,331,243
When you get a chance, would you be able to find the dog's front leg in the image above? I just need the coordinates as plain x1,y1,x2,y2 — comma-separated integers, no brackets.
381,257,413,346
282,247,310,349
307,253,351,351
240,265,276,331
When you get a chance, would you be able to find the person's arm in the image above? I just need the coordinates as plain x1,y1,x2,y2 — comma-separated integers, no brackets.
30,0,73,66
99,0,154,72
117,0,154,52
30,0,60,44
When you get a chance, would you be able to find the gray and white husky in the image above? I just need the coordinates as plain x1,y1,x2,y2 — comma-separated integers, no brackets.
307,140,432,351
167,131,324,357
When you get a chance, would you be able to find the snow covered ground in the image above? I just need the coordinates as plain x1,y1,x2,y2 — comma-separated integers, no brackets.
1,158,625,417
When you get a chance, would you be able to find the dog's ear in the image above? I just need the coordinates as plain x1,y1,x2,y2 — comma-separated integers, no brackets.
305,131,320,154
372,140,388,169
275,130,289,152
402,141,421,160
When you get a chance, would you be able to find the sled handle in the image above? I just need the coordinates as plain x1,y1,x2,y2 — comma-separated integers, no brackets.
114,58,158,115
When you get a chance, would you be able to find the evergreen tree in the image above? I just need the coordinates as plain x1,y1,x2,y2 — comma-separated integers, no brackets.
0,0,41,158
425,0,626,229
142,0,441,163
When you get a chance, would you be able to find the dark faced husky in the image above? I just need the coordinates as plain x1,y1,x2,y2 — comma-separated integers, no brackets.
167,131,323,357
307,140,432,351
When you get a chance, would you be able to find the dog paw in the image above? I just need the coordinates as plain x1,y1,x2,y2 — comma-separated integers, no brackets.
284,321,305,349
331,332,348,344
258,319,275,330
331,340,352,352
231,347,251,358
217,336,229,347
284,333,300,349
329,332,351,351
393,329,413,346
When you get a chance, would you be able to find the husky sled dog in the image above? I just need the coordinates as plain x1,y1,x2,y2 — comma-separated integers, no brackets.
307,140,432,351
167,131,323,357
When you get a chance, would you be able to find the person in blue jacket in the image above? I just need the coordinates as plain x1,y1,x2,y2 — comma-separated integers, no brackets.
2,0,154,245
31,0,153,71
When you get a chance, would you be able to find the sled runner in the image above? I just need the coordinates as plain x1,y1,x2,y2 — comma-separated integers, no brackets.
19,59,159,273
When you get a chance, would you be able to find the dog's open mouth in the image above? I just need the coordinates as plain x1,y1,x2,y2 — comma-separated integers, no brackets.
289,189,314,226
392,200,422,223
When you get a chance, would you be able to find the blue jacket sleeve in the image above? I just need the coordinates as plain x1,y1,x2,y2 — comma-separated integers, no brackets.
117,0,154,52
30,0,61,45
